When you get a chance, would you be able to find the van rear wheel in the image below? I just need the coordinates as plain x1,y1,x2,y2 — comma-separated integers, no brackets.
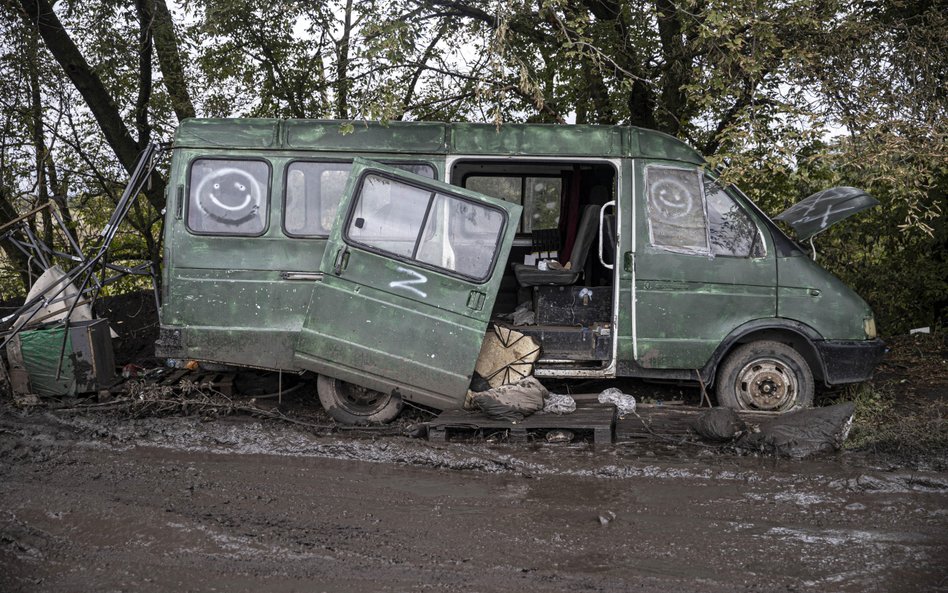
715,341,814,412
316,375,403,425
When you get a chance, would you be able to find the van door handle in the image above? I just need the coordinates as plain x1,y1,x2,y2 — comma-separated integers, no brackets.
467,290,486,311
332,247,350,275
598,200,616,270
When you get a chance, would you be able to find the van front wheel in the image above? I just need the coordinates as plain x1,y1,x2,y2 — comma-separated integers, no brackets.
316,375,404,425
715,341,814,412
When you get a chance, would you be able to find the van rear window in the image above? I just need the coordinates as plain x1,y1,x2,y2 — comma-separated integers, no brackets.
346,174,504,281
187,159,269,235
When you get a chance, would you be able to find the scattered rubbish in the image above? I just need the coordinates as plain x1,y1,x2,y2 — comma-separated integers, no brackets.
909,327,931,335
737,402,856,458
473,326,541,388
691,408,747,442
485,431,508,443
541,393,577,415
166,359,199,370
598,387,636,417
6,319,115,397
0,143,162,397
509,301,536,326
12,266,114,337
545,429,574,443
470,376,548,421
12,392,41,407
598,510,616,526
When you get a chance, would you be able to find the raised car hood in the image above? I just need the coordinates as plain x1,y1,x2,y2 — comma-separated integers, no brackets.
775,187,879,240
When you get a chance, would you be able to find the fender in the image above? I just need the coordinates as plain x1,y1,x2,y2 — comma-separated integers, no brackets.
699,318,826,385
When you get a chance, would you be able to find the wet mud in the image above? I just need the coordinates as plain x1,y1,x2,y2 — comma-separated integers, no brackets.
1,408,946,593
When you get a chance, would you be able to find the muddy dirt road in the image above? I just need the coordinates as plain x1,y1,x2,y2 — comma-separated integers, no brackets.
1,410,946,593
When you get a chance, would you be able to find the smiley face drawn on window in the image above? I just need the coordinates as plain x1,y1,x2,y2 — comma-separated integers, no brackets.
194,167,262,223
648,176,696,220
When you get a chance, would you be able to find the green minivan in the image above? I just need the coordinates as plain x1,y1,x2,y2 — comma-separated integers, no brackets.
157,119,885,423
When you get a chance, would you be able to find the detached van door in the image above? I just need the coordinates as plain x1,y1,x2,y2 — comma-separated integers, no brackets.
294,158,521,410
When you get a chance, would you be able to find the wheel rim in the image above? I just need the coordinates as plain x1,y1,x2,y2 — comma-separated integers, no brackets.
735,358,798,411
336,381,390,416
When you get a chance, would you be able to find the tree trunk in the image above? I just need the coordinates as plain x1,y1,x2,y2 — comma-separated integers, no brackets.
654,0,689,136
26,25,53,249
335,0,354,119
17,0,166,212
134,0,154,148
150,0,195,122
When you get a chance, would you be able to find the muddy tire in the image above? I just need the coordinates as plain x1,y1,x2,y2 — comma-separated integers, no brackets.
715,341,814,412
316,375,403,425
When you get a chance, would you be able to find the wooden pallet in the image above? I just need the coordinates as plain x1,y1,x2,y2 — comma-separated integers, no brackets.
615,404,779,442
427,406,615,444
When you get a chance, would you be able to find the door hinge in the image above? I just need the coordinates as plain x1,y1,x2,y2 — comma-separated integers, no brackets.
333,247,350,275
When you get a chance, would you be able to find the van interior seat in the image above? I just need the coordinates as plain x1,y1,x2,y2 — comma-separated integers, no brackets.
512,204,601,287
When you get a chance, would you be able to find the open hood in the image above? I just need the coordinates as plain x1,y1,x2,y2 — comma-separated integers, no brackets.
775,187,879,241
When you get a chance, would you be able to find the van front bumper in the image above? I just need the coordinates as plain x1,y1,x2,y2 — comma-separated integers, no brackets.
816,338,886,385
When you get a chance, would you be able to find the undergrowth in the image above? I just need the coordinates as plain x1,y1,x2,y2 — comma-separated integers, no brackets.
829,382,948,460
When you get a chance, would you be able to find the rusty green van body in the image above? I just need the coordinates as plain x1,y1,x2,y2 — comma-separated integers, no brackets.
157,119,884,417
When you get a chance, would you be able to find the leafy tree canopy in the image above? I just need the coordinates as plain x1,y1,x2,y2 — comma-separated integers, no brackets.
0,0,944,331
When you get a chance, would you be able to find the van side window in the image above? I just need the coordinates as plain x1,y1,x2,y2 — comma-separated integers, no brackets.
644,166,709,254
464,176,560,233
285,162,350,236
285,161,435,237
188,159,269,235
705,178,766,258
347,174,504,281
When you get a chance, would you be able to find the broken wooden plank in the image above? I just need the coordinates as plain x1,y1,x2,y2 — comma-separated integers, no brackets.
428,406,615,444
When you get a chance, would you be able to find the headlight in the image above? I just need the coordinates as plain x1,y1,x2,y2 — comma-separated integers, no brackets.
864,316,877,339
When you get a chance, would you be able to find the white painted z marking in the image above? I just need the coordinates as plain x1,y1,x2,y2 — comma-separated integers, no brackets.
389,267,428,298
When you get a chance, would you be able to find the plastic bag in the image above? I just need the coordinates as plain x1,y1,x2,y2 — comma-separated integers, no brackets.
598,387,636,417
541,393,577,415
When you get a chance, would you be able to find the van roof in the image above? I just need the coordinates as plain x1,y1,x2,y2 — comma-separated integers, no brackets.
173,118,705,165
